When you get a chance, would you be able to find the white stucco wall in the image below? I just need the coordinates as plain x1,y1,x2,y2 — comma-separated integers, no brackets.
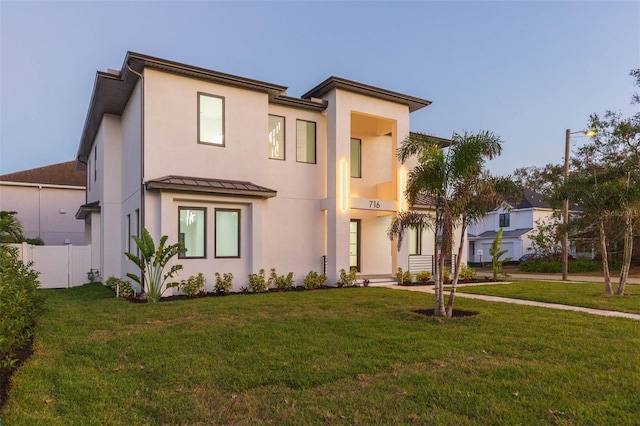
0,183,85,245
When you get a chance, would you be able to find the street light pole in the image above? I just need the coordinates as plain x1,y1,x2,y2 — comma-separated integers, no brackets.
562,129,571,281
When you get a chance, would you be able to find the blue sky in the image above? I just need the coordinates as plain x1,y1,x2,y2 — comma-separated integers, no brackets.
1,1,638,176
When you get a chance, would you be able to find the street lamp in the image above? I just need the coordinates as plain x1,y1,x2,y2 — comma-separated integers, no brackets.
562,128,596,281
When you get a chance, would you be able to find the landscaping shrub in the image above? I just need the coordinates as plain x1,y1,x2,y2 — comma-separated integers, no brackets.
180,273,205,297
443,267,451,282
0,245,44,369
518,259,602,273
214,272,233,294
247,269,267,293
415,270,432,284
396,267,404,285
268,268,294,291
402,270,413,285
302,271,326,290
104,276,134,298
338,268,358,287
459,264,477,280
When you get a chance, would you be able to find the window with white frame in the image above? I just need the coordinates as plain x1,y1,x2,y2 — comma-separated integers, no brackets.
198,93,225,146
179,207,206,258
215,209,240,258
268,115,285,160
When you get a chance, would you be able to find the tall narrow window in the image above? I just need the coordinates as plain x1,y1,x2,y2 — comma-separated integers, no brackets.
215,209,240,258
409,228,422,255
135,209,140,256
179,207,206,258
94,147,97,181
499,213,510,228
296,120,316,163
126,214,131,252
350,138,361,178
268,115,285,160
198,93,225,146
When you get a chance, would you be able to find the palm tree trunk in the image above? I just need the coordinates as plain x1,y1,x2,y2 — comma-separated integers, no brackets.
599,220,613,295
446,222,467,318
615,210,633,295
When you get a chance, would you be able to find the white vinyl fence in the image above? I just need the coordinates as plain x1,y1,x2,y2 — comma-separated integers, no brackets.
8,243,92,288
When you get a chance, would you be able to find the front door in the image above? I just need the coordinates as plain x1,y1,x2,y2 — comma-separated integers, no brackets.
350,220,361,272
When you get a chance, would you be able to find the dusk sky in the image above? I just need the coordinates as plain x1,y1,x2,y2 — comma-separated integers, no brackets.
1,1,638,176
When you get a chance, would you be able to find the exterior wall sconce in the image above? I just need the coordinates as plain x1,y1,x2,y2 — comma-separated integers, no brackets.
399,167,407,212
340,159,348,212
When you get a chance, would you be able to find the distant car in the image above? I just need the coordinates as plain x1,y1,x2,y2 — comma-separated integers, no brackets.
518,252,575,262
518,253,540,262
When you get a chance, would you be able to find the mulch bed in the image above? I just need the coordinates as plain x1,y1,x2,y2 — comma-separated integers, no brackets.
0,338,34,411
413,309,479,318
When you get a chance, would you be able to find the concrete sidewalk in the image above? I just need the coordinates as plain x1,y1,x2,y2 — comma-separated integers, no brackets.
384,284,640,321
476,271,640,285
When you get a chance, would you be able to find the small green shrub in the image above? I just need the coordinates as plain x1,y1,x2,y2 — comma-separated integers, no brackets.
180,273,205,297
105,276,134,298
0,245,44,369
443,267,451,282
459,264,477,280
25,237,44,246
402,270,413,285
338,267,358,287
247,269,267,293
268,268,294,291
214,272,234,294
415,270,432,284
396,267,404,285
303,271,327,290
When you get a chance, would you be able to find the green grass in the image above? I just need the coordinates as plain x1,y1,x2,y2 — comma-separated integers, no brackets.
455,280,640,314
2,283,640,425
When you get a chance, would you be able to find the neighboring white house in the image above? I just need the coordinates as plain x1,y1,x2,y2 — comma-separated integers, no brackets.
75,52,465,291
468,188,573,264
0,161,86,245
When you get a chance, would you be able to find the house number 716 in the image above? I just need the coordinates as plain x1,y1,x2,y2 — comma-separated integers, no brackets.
369,200,381,209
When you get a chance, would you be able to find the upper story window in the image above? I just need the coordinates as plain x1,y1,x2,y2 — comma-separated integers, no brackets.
350,138,361,178
268,115,285,160
198,93,225,146
296,120,316,164
499,213,510,228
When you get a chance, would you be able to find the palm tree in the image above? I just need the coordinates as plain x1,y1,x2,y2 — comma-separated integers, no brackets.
389,131,505,317
0,211,25,243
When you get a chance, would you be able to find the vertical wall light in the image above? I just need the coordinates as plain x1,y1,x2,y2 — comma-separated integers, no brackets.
399,167,407,212
340,159,348,212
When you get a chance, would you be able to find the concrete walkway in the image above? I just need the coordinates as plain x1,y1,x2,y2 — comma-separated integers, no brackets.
384,283,640,321
476,271,640,284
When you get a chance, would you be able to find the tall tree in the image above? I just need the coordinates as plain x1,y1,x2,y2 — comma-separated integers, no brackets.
388,131,506,317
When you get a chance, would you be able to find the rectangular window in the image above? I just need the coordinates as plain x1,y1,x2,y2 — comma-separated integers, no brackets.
198,93,225,146
350,138,361,178
215,209,240,258
94,147,97,181
126,214,131,252
296,120,316,163
268,115,285,160
179,207,206,258
409,228,422,255
499,213,510,228
135,209,140,256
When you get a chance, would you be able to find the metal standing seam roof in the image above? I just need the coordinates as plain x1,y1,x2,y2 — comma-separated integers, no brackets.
470,228,534,240
145,176,277,199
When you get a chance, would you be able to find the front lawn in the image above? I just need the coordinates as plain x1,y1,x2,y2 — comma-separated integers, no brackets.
2,283,640,424
456,281,640,314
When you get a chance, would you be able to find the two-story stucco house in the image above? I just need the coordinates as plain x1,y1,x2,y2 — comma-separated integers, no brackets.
75,52,461,291
468,188,570,264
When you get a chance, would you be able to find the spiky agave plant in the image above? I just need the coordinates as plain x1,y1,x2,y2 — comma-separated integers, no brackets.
125,228,185,302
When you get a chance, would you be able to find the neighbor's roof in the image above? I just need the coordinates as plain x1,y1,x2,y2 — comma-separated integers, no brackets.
470,228,534,240
76,52,432,166
0,161,85,187
504,188,550,209
145,176,277,199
